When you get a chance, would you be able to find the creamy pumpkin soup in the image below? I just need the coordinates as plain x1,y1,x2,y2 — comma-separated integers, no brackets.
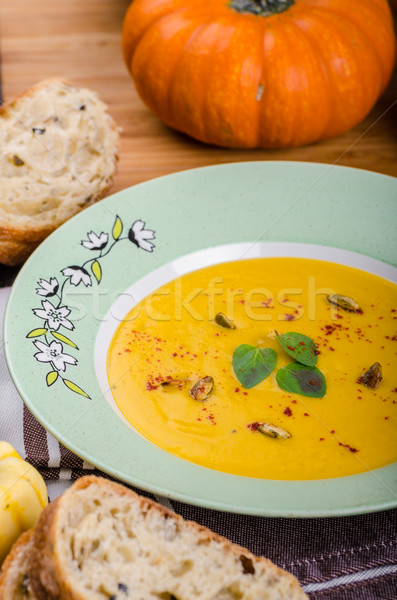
107,258,397,480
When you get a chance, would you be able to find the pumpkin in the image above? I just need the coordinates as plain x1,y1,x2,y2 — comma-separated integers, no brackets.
0,441,48,564
122,0,396,148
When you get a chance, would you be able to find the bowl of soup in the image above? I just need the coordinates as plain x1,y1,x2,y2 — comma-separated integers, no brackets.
5,162,397,515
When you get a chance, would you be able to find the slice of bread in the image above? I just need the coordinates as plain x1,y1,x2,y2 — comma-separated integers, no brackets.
0,530,37,600
29,476,308,600
0,79,119,265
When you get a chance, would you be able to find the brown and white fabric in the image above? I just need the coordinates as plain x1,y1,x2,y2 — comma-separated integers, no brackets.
1,284,396,599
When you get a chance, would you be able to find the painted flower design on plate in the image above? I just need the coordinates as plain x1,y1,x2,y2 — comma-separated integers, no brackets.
36,277,59,297
27,216,155,399
33,340,77,372
33,300,74,331
128,220,155,252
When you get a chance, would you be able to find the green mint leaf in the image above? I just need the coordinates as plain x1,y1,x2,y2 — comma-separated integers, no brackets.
276,362,326,398
277,332,318,366
232,344,277,389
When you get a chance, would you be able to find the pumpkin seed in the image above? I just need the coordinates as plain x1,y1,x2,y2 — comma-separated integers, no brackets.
258,422,291,439
358,362,382,389
189,376,214,402
161,379,189,387
12,155,24,166
326,294,362,313
215,312,236,329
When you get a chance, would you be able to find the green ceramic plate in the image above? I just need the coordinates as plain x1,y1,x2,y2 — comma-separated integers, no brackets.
4,162,397,517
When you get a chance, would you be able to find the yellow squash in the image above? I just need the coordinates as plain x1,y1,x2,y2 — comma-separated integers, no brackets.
0,441,48,564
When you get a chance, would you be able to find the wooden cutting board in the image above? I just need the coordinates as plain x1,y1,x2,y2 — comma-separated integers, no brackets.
1,0,397,197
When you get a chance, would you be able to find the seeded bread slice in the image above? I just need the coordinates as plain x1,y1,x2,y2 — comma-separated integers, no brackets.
0,530,38,600
0,79,119,265
29,475,308,600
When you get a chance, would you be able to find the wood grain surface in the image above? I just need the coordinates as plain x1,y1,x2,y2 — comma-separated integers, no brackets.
1,0,396,195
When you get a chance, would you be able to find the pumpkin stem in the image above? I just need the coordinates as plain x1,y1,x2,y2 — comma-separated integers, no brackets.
230,0,294,16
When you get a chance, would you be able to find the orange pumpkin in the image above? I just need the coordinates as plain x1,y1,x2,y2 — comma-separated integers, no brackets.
122,0,396,149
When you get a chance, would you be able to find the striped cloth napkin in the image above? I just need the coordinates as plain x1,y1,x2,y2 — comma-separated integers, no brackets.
0,286,96,499
1,285,396,599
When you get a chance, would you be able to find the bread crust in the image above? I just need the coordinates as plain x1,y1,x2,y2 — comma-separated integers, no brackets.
0,178,114,266
29,476,307,600
0,79,119,266
0,529,36,600
0,240,39,267
28,499,61,600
